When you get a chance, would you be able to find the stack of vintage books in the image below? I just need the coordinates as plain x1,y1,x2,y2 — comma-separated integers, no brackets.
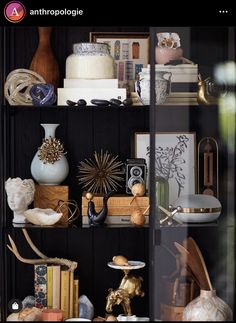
143,64,199,105
34,264,79,320
81,193,149,225
57,78,126,105
157,64,198,105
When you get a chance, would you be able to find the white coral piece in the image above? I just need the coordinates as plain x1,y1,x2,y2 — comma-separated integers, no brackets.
24,208,63,226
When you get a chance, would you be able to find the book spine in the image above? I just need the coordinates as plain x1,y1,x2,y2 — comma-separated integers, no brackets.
47,266,53,309
34,264,47,309
64,78,118,88
170,75,198,83
82,195,149,207
73,279,79,317
52,265,61,309
61,270,70,320
69,271,74,318
82,215,149,225
171,83,198,92
82,206,149,216
57,88,126,105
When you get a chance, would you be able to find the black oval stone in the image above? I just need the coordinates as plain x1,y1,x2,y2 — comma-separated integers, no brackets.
91,99,110,106
110,98,122,106
77,99,87,106
66,100,76,106
123,98,133,106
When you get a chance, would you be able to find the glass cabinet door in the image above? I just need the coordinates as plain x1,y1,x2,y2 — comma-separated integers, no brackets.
149,26,235,321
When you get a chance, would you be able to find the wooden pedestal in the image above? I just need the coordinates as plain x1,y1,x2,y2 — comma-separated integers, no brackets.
34,185,69,224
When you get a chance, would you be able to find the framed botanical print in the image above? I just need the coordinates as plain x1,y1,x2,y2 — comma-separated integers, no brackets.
135,132,196,204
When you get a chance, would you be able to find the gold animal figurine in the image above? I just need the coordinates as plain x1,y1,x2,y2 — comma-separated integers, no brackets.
197,74,220,105
106,274,144,315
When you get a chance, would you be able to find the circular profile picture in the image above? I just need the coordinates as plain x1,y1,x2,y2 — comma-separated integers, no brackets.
4,1,26,23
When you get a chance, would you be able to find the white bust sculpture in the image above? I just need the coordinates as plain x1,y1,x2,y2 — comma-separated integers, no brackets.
5,177,35,223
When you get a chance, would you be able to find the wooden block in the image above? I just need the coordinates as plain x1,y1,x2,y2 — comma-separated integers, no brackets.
34,185,69,224
81,193,149,216
160,303,184,321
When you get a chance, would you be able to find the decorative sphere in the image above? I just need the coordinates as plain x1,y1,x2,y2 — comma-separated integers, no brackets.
85,192,94,201
130,209,146,227
131,183,145,197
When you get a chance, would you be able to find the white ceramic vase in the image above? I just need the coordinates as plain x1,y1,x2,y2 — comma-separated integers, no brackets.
31,124,69,185
183,289,233,321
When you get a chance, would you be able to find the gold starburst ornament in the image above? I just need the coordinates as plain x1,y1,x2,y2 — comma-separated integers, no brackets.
38,136,65,164
78,150,124,193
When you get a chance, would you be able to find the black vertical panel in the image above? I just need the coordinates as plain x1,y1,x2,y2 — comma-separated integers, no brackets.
93,108,120,154
67,108,94,207
119,227,149,317
67,228,94,302
13,107,40,179
93,227,120,317
190,27,228,78
119,107,149,161
41,228,68,258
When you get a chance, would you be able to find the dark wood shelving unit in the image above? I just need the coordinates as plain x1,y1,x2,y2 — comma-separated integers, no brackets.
1,25,235,321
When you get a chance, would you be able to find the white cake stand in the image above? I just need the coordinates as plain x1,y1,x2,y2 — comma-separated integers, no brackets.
108,261,145,275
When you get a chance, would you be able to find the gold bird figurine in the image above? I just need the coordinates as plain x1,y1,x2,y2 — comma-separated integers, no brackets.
197,74,218,105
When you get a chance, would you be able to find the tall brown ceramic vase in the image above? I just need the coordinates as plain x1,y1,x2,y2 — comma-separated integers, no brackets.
30,27,59,90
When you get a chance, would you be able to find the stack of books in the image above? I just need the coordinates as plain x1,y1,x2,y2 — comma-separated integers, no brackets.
81,193,149,225
34,264,79,320
156,64,198,105
57,78,126,105
144,64,199,105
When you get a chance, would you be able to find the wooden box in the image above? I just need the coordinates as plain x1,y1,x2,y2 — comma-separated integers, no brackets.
34,185,69,224
82,193,149,216
160,303,184,321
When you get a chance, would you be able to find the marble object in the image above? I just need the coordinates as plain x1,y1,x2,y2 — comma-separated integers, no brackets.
31,124,69,185
66,42,115,79
136,70,171,105
24,208,63,226
183,290,233,321
5,177,35,224
78,295,94,320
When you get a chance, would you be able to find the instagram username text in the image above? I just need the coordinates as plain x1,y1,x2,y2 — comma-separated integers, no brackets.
30,8,83,17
